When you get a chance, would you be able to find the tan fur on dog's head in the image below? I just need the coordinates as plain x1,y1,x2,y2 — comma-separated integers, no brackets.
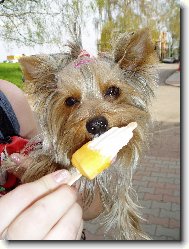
18,28,158,239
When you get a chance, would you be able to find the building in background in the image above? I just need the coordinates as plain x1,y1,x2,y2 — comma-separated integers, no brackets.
6,54,25,63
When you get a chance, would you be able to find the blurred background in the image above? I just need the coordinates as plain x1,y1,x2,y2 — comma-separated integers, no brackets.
0,0,180,241
0,0,180,87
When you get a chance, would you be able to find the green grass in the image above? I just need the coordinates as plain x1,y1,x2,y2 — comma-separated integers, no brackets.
0,63,23,89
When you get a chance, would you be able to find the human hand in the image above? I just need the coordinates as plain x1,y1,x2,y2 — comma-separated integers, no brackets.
0,169,83,240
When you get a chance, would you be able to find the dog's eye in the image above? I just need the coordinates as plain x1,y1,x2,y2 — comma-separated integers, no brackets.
104,86,120,98
65,97,79,107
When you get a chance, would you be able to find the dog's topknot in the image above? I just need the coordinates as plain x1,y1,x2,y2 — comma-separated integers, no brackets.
67,41,83,59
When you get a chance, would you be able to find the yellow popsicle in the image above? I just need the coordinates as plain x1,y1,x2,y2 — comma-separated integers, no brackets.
70,122,137,182
71,142,111,180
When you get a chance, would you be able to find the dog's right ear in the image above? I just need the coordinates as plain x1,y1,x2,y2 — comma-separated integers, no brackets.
19,55,58,93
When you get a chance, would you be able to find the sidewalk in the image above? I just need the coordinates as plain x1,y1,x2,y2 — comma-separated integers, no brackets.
133,122,180,240
165,71,180,87
134,68,180,240
129,70,180,240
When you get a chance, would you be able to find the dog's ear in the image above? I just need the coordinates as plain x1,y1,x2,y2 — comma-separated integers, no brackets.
19,55,59,97
113,28,156,71
19,55,57,84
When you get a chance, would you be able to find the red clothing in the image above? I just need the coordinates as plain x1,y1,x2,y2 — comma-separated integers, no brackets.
0,136,28,197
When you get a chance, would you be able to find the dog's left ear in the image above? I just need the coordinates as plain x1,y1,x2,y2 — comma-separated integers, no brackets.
113,28,156,71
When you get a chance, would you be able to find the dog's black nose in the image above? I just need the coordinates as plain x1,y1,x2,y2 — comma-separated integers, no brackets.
86,116,108,136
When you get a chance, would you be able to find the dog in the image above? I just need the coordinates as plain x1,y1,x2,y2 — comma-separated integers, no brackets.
17,28,158,240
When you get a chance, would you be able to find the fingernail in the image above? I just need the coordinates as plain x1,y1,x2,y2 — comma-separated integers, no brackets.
10,154,21,165
53,170,71,183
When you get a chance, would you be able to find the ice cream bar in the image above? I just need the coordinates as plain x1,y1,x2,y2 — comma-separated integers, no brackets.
68,122,137,185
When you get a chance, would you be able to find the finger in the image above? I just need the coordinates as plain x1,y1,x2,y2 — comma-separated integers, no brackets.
44,203,83,240
6,185,78,240
0,169,71,235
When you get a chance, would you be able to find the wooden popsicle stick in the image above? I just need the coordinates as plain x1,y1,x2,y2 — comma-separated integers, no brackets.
67,171,82,186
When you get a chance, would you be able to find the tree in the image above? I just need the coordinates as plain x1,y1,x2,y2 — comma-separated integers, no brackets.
0,0,180,55
92,0,180,53
0,0,85,48
166,0,180,41
0,0,51,46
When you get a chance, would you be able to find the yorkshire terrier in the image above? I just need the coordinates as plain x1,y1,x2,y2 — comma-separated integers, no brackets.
17,28,158,240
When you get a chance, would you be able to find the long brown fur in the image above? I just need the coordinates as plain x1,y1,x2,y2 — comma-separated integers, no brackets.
16,28,158,240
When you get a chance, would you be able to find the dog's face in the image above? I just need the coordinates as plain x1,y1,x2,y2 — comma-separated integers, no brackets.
52,59,150,166
19,28,157,170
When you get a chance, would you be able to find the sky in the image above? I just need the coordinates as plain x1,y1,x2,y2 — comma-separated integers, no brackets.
0,34,97,62
0,10,97,62
0,32,97,63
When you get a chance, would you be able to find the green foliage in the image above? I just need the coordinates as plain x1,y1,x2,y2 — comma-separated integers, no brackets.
95,0,180,52
100,20,115,51
0,63,23,89
167,0,180,41
97,0,105,11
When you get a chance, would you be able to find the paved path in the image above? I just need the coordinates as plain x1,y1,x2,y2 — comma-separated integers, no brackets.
129,66,180,240
133,122,180,240
158,63,179,86
150,86,180,123
165,71,180,86
130,70,180,241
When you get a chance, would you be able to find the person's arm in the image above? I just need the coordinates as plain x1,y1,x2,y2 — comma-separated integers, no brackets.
0,79,38,139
